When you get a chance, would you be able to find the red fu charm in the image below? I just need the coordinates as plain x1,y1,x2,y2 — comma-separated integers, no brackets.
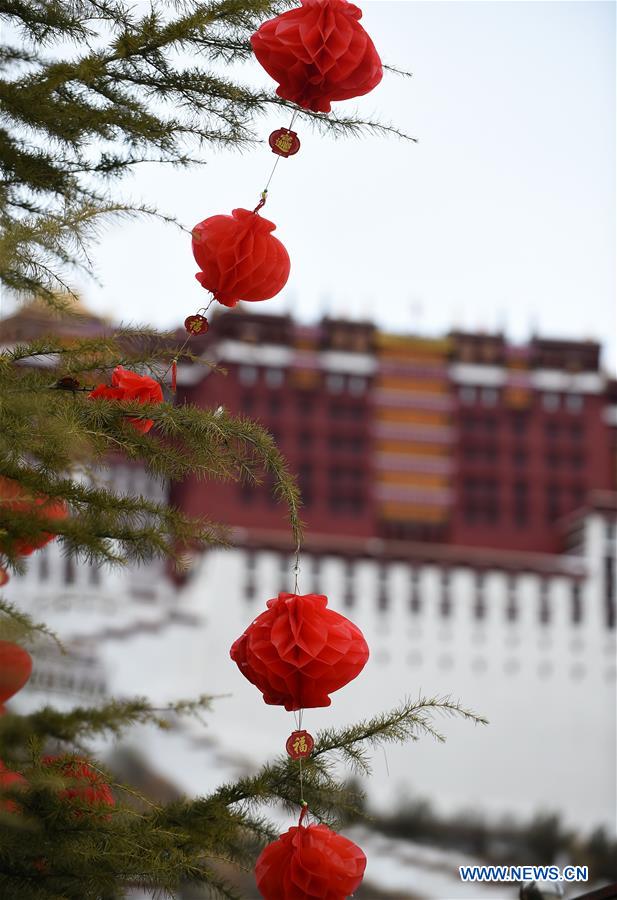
192,208,290,308
286,730,314,760
269,128,300,158
255,816,366,900
251,0,383,113
230,592,369,711
184,314,209,336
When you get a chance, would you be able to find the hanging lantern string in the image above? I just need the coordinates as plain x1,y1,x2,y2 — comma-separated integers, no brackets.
293,537,301,594
253,110,299,215
293,705,306,809
160,300,214,390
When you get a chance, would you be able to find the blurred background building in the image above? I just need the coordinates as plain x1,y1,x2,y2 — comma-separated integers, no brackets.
2,302,616,898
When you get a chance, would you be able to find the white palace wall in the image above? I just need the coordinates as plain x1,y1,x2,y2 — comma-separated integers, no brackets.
174,533,616,835
6,493,616,836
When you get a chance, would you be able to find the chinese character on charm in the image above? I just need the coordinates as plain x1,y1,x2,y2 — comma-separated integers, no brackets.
286,729,314,760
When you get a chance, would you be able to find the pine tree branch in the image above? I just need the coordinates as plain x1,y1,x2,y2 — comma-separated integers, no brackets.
0,598,65,651
0,695,217,750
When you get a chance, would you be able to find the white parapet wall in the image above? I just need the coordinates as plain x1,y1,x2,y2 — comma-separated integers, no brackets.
6,503,616,836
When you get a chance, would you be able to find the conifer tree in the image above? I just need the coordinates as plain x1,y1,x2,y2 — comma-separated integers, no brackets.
0,2,485,897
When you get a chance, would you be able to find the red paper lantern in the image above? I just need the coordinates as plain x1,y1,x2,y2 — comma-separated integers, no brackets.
0,476,67,556
230,592,369,711
256,820,366,899
192,208,290,308
251,0,383,113
0,759,26,812
0,641,33,713
42,755,115,814
89,366,164,434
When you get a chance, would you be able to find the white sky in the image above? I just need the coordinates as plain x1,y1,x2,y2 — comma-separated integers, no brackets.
77,1,615,371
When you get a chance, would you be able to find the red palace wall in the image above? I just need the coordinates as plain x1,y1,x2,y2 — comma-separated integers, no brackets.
172,313,617,555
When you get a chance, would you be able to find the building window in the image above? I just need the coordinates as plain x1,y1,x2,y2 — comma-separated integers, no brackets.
506,574,517,621
348,376,367,396
38,550,50,581
545,485,560,522
511,413,528,435
64,556,75,585
539,579,550,624
605,555,615,629
268,395,282,415
513,480,528,527
481,387,498,407
238,365,258,385
377,563,389,612
440,569,451,618
460,386,476,405
244,550,256,601
542,392,560,412
474,573,485,620
545,421,560,440
326,373,345,394
242,393,255,413
265,368,284,388
485,444,498,463
565,393,583,413
513,447,527,467
571,580,582,625
343,559,354,608
351,403,364,420
239,483,254,505
298,395,314,415
410,567,421,613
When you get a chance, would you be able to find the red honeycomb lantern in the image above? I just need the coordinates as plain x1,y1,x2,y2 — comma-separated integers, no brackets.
192,208,290,308
256,819,366,900
251,0,383,113
230,592,369,711
42,756,115,815
0,641,32,713
0,760,26,812
0,476,67,556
